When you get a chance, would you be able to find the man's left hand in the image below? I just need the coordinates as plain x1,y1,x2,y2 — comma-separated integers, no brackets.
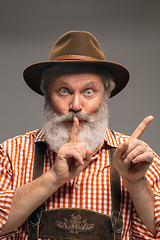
113,116,154,181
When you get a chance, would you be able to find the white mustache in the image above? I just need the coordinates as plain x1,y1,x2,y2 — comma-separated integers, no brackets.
56,111,95,123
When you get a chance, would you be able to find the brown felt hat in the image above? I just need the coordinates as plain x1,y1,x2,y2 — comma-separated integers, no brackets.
23,30,129,98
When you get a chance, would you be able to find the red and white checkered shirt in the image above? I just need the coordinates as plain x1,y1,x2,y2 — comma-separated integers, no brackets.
0,128,160,239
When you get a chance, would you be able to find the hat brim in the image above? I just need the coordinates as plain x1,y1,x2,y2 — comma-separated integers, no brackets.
23,60,130,98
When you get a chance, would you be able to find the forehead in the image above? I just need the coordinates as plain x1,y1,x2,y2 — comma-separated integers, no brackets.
49,72,104,88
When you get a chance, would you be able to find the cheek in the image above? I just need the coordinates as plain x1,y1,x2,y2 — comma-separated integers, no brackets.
49,95,69,115
84,95,104,115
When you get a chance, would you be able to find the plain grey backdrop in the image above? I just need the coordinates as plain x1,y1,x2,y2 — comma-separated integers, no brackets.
0,0,160,154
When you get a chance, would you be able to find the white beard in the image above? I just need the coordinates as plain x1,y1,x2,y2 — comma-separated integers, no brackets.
43,95,109,154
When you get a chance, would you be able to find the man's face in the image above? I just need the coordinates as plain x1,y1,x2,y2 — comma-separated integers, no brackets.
43,72,109,154
48,73,105,119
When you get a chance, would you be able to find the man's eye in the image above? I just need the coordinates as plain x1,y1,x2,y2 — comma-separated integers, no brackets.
85,89,93,95
59,88,69,95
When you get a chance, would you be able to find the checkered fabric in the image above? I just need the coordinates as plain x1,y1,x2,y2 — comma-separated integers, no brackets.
0,128,160,239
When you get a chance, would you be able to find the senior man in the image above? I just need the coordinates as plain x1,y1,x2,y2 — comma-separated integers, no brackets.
0,31,160,240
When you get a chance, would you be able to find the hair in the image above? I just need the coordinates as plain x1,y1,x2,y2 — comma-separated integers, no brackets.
40,62,115,98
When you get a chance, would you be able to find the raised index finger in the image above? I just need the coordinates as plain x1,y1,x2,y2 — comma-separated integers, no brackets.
68,117,79,142
131,115,154,139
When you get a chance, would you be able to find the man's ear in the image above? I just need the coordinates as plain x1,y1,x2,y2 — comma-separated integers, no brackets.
106,93,111,103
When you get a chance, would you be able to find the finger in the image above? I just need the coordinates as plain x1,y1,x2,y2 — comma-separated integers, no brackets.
69,150,84,166
132,151,154,164
74,149,92,166
130,115,154,140
68,117,79,143
114,141,129,160
123,144,147,164
86,148,92,161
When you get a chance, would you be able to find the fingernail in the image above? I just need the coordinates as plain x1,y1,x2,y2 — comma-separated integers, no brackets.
132,158,137,163
122,154,126,159
124,159,129,164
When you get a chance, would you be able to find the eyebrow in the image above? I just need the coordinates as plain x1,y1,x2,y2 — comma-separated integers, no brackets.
84,81,97,86
57,80,98,88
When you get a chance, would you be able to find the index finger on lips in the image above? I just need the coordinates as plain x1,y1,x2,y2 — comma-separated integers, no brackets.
130,115,154,140
68,117,79,143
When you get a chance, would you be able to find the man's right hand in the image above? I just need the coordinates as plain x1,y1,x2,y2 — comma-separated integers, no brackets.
51,117,92,185
1,117,92,236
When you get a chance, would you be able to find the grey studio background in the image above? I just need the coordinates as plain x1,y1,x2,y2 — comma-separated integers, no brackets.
0,0,160,155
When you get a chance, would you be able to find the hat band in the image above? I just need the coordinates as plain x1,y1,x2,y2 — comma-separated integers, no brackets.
51,55,100,61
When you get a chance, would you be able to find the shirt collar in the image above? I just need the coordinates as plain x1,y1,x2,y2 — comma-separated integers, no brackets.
104,127,118,148
35,128,46,143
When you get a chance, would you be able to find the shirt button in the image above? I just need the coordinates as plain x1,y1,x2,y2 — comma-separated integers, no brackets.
74,184,79,189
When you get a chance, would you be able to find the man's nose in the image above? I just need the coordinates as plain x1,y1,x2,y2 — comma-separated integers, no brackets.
69,93,82,112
